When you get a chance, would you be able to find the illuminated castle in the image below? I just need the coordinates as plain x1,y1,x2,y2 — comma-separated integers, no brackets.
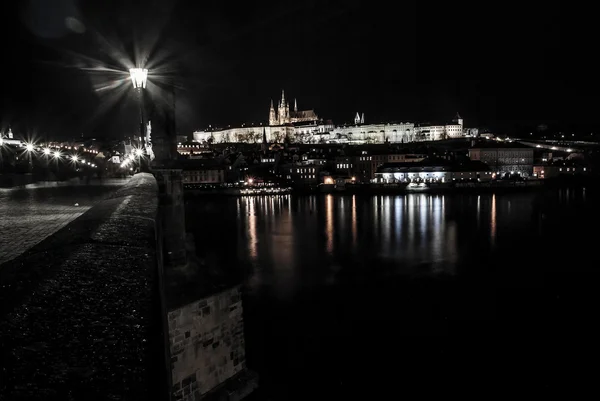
268,90,319,126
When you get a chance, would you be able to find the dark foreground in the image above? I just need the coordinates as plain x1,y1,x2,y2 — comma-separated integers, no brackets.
186,186,600,398
0,175,166,400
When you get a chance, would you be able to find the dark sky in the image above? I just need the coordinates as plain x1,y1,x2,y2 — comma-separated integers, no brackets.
0,0,594,140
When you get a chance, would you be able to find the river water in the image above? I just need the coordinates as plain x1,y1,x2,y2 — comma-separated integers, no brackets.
185,187,600,398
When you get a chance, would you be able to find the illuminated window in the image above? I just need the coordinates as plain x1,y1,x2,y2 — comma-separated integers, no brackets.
584,167,587,171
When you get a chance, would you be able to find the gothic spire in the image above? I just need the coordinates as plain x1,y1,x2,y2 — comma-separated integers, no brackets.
261,127,268,153
281,89,285,105
294,98,297,112
270,99,274,109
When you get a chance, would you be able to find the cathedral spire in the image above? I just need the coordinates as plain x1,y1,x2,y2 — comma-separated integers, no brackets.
294,98,297,112
361,113,365,124
281,89,285,105
261,127,268,153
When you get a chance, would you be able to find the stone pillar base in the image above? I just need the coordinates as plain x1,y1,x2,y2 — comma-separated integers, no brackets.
153,168,187,269
198,369,258,401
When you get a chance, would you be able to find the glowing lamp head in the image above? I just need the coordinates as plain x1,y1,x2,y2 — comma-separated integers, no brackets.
43,148,51,155
72,155,79,162
248,178,254,184
25,143,34,152
53,151,61,159
129,68,148,89
135,148,143,157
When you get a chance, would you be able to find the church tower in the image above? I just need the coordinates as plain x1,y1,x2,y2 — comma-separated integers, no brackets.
269,99,277,126
453,112,463,127
278,90,290,124
361,113,365,124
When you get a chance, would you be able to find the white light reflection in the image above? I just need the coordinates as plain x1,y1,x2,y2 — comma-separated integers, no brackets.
407,195,415,248
491,194,497,246
339,196,345,234
248,198,257,260
477,195,481,228
394,196,403,244
373,196,380,239
382,196,391,254
430,195,444,270
351,195,357,247
326,194,334,255
419,194,427,240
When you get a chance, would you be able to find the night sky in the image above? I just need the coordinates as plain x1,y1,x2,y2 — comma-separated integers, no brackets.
0,0,594,140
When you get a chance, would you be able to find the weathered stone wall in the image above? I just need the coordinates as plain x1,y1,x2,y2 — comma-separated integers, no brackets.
169,286,246,400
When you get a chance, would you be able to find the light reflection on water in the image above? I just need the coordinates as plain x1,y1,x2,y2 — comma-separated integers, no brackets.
186,189,594,303
229,193,544,301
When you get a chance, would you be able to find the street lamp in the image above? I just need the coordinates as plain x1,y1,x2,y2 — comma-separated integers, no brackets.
24,143,35,172
129,67,149,172
129,68,148,89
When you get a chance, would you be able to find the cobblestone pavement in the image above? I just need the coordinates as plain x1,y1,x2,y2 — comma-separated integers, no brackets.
0,179,128,266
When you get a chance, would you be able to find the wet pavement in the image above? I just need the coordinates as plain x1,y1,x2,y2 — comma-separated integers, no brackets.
0,174,165,400
0,179,128,266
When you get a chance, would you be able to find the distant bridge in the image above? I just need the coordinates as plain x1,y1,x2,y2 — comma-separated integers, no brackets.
517,139,600,153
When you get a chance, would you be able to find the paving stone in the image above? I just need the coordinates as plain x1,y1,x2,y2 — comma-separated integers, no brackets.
0,179,128,266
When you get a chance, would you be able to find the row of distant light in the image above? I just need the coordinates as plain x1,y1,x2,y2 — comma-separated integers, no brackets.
36,144,100,154
494,137,574,153
120,148,145,169
21,144,98,168
535,144,574,152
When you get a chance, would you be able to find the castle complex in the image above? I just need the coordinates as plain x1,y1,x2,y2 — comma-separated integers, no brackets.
193,91,465,144
268,90,319,126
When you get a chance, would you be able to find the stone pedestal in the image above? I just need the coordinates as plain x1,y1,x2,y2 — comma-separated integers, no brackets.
154,168,187,270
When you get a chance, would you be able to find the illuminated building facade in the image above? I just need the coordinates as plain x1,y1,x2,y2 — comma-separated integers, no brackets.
192,94,465,144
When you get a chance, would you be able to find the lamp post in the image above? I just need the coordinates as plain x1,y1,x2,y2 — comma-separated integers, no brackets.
129,67,149,172
25,143,35,173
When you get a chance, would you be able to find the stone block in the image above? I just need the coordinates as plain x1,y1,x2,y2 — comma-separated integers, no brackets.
182,373,195,387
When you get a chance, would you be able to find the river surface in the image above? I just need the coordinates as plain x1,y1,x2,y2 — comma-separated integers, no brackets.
185,188,600,398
